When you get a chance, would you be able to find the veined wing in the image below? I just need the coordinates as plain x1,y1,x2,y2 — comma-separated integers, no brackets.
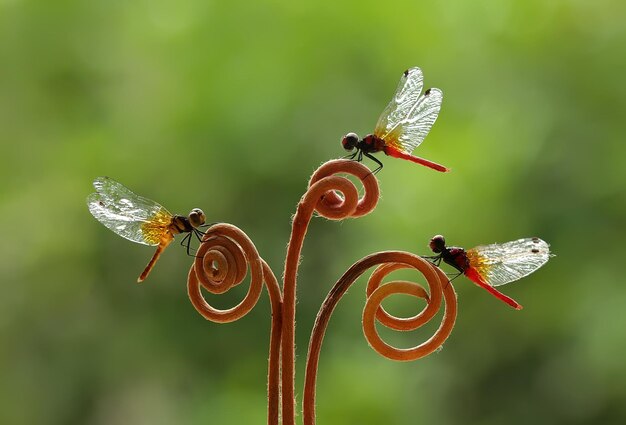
466,238,551,287
87,176,172,246
375,67,424,137
374,67,443,154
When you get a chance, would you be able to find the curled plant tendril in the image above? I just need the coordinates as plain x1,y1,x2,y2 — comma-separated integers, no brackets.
282,159,380,424
187,223,282,425
363,260,457,361
182,160,459,425
302,252,457,425
307,159,380,219
187,223,264,322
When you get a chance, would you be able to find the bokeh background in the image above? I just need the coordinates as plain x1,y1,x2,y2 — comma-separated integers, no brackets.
1,0,625,424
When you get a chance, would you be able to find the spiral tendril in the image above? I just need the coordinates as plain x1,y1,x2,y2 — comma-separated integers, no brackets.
187,223,265,323
183,159,458,425
307,159,379,219
187,223,283,425
281,159,381,425
363,259,457,361
302,251,457,425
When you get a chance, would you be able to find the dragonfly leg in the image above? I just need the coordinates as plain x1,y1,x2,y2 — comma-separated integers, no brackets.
342,151,358,160
180,232,193,256
442,271,463,289
422,254,441,262
447,272,463,281
193,228,206,243
185,228,212,258
363,152,383,174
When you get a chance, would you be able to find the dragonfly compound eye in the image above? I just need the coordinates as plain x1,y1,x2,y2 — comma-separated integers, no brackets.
429,235,446,253
341,133,359,151
189,208,206,228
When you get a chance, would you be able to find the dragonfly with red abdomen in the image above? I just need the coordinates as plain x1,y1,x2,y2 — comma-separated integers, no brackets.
425,235,552,310
87,176,207,282
341,67,449,174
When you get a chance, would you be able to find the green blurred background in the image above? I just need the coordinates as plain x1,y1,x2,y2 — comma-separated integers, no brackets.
1,0,625,424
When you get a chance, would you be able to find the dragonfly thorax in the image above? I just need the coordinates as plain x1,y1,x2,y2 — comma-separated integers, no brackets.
360,134,385,153
170,208,205,235
444,247,470,273
429,235,469,273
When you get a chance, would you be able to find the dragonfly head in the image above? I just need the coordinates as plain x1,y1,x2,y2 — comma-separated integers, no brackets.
429,235,446,253
341,133,359,151
188,208,206,228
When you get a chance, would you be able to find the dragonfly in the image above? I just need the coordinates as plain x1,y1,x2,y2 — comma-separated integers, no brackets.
341,66,448,174
87,176,207,282
425,235,552,310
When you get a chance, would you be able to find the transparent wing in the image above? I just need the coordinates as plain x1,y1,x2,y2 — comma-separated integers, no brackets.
375,67,424,136
374,67,443,154
87,176,172,246
466,238,551,287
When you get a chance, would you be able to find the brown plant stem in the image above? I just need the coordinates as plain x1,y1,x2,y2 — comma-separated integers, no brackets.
302,251,457,425
262,260,283,425
186,224,283,425
281,160,379,425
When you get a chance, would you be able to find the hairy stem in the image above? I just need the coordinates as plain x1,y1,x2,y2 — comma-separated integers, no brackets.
282,160,379,424
262,261,283,425
281,177,356,424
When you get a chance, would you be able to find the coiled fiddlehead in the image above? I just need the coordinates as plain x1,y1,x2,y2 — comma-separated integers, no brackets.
184,160,457,425
187,223,282,425
302,251,457,425
281,159,379,425
363,259,457,361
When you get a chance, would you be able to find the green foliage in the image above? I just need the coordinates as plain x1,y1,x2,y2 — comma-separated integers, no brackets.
1,0,625,424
